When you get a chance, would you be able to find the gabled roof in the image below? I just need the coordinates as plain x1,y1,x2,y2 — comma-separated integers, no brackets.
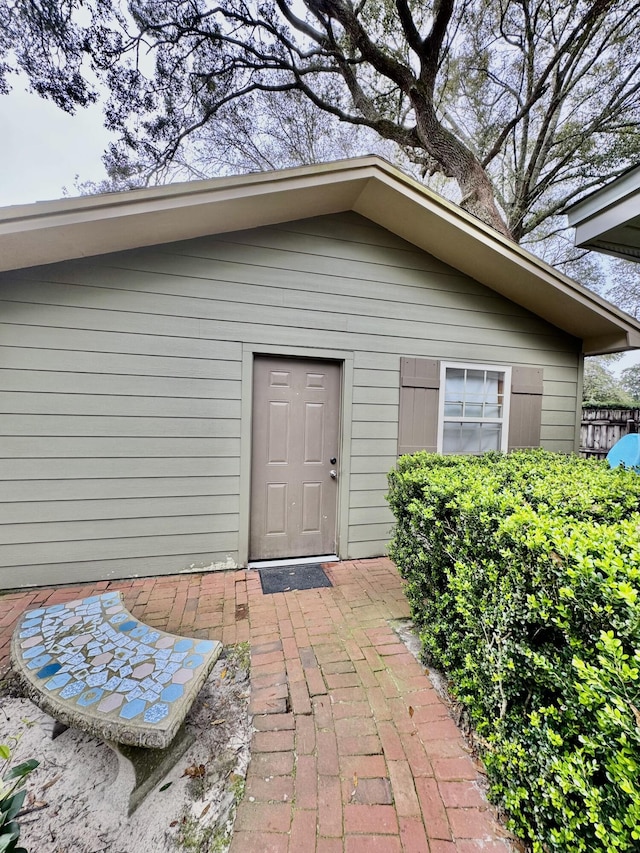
1,156,639,356
567,165,640,263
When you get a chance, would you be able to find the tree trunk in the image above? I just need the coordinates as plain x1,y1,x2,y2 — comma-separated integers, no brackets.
414,98,514,240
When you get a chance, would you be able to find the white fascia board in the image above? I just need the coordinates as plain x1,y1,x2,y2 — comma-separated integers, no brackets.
567,166,640,227
567,167,640,255
570,192,640,248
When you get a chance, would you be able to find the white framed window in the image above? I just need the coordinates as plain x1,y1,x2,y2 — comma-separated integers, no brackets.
436,362,511,454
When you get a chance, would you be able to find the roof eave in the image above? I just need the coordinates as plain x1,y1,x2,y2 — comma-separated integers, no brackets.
1,155,638,355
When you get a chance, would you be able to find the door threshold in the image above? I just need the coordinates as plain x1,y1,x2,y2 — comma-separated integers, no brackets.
248,555,339,569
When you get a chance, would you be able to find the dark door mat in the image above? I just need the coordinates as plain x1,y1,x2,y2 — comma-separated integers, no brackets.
258,563,333,594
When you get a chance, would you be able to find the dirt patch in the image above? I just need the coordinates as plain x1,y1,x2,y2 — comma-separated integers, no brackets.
0,645,252,853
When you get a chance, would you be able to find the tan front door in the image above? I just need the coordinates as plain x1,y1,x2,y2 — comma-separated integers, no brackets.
250,356,341,560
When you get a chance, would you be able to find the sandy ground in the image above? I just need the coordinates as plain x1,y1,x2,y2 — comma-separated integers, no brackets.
0,649,251,853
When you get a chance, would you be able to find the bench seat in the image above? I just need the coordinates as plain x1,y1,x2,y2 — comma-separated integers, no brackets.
11,590,222,750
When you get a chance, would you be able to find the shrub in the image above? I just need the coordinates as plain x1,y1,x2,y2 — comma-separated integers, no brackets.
388,450,640,852
0,743,38,853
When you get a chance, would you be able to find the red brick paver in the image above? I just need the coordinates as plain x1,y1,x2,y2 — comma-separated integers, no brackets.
0,558,516,851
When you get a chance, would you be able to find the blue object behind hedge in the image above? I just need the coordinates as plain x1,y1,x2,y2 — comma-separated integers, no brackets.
606,433,640,471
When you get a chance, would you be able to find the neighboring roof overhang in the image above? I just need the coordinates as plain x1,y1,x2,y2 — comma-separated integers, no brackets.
567,165,640,263
1,156,639,356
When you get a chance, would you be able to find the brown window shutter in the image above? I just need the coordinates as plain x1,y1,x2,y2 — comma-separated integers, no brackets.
508,366,544,450
398,358,440,455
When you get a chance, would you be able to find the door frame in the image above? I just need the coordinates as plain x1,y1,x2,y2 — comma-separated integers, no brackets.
239,343,354,567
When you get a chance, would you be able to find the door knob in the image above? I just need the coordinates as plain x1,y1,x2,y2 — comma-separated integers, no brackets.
330,470,337,479
330,457,337,464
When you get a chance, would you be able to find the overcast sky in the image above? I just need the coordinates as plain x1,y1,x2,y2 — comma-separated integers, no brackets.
0,84,112,207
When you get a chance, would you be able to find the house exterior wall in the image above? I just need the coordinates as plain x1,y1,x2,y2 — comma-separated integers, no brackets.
0,212,582,588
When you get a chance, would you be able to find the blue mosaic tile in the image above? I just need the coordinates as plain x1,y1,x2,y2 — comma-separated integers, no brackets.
113,648,132,661
86,671,108,688
119,621,137,633
161,684,184,703
23,645,46,660
45,672,72,691
60,681,86,699
155,672,172,684
183,654,204,670
173,639,193,653
27,654,51,670
104,676,122,691
77,688,104,707
120,699,146,720
195,640,216,654
82,596,101,605
144,703,169,724
27,608,45,618
142,632,160,644
19,627,41,639
130,625,148,639
46,604,66,613
169,652,187,663
71,670,90,683
110,613,128,625
141,690,160,703
36,662,62,679
21,618,42,631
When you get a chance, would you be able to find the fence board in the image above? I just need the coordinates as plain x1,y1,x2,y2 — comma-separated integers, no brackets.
580,408,640,459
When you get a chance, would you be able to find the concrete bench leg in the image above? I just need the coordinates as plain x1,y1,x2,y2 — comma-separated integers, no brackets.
106,724,195,816
52,720,69,740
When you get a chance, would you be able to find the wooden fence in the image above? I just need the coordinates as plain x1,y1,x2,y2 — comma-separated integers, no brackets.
580,408,640,459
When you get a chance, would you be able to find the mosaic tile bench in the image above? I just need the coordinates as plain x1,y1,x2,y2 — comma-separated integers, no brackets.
11,590,222,813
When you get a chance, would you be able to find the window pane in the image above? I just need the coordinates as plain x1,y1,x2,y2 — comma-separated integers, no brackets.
480,424,501,451
442,366,507,453
459,423,482,452
464,402,483,417
443,422,502,454
442,422,461,453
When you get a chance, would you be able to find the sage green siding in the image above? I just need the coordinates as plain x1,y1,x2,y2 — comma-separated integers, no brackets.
0,212,581,586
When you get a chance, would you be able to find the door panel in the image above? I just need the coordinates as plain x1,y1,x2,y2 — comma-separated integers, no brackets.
251,356,340,560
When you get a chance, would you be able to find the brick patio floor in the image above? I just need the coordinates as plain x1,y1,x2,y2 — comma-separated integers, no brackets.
0,558,515,852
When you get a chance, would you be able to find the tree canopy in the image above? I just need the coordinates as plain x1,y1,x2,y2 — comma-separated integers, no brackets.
621,364,640,403
2,0,640,242
583,356,636,407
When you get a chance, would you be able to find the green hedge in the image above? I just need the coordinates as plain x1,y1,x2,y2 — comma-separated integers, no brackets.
387,450,640,852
